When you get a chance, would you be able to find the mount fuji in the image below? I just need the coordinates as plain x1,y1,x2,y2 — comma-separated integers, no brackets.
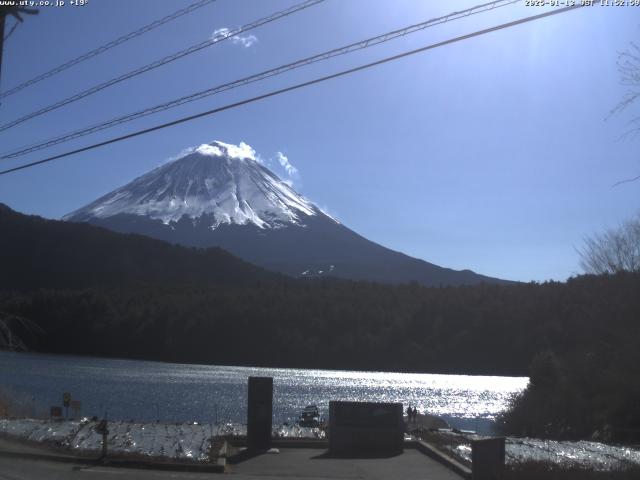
64,141,507,286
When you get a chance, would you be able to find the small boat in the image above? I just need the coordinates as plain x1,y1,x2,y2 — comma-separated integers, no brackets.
298,405,320,427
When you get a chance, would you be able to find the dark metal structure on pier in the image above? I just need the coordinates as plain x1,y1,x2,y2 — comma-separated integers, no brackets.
328,401,404,456
247,376,273,451
471,436,505,480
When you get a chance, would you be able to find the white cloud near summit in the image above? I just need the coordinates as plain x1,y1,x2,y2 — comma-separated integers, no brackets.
164,141,257,165
195,144,223,157
197,141,256,160
164,141,299,186
212,28,258,48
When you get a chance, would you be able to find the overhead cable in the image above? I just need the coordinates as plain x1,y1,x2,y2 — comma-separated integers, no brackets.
0,0,217,99
1,0,520,158
0,3,587,177
0,0,325,132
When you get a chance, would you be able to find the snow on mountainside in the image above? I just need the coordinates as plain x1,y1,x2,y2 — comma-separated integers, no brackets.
64,141,321,229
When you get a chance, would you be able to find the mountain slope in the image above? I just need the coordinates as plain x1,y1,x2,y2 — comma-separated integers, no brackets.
0,203,279,291
65,140,509,286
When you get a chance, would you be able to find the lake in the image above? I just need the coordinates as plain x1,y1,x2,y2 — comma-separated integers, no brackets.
0,351,527,434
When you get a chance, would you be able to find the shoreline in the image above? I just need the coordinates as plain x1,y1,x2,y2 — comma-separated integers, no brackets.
0,349,530,379
1,416,639,472
405,413,450,432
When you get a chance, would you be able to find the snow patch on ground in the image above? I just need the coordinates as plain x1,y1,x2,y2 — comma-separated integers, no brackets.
447,434,640,470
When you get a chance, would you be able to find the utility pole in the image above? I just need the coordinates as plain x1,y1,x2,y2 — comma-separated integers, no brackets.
0,6,39,86
0,10,6,82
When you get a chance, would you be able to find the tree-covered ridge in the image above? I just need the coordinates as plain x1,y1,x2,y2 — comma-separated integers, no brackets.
0,203,282,290
2,273,638,377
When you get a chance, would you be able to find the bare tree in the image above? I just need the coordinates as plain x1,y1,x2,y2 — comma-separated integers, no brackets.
578,214,640,274
610,39,640,185
0,312,42,352
611,40,640,131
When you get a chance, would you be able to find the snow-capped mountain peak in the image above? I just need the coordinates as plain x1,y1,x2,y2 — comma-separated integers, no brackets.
64,140,509,287
64,141,320,229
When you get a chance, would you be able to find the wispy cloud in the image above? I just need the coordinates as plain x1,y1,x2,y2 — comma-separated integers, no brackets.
233,34,258,48
163,146,196,165
318,204,340,224
212,28,258,48
276,152,298,177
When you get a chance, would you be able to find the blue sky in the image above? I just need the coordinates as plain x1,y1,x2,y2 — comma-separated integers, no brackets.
0,0,638,282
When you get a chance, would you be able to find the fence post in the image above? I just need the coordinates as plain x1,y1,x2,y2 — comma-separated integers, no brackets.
96,419,109,461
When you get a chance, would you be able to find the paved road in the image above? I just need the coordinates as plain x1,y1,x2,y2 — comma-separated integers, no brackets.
0,457,215,480
0,450,463,479
0,436,463,479
0,437,69,456
229,448,462,479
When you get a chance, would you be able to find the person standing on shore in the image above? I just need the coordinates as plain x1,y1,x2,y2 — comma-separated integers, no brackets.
409,406,416,423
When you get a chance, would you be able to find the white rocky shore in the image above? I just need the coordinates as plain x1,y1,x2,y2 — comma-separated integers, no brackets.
0,418,324,462
3,417,639,470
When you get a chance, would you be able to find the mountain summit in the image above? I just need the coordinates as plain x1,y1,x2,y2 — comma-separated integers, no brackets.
65,141,319,229
65,141,508,286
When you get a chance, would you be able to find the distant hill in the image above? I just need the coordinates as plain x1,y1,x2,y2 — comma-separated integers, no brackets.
0,203,279,291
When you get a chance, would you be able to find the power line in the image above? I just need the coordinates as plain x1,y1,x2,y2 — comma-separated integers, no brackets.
0,0,325,133
0,3,587,178
1,0,521,159
0,0,217,100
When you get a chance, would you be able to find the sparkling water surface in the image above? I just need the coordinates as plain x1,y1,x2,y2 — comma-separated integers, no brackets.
0,351,527,433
